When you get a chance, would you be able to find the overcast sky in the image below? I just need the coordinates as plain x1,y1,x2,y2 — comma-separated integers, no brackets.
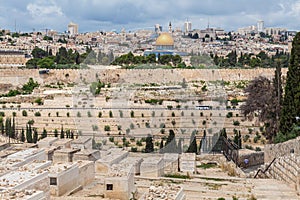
0,0,300,33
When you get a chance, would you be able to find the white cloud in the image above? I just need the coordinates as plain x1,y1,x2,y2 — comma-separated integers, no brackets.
26,0,63,17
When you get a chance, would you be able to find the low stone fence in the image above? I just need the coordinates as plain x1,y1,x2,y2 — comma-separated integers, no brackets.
238,151,264,168
264,136,300,163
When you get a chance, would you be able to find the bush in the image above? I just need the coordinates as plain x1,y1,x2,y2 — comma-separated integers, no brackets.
109,111,113,118
255,147,262,151
87,111,92,117
104,125,111,132
131,147,138,152
22,110,27,116
77,112,81,117
226,112,233,118
34,112,41,117
34,97,43,105
0,112,5,117
233,120,240,126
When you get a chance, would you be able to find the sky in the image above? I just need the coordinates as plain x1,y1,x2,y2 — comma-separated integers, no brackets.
0,0,300,33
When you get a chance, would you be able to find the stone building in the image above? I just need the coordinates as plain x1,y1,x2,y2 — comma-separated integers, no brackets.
164,153,179,174
140,157,164,178
104,164,135,200
48,162,79,196
0,50,28,67
52,148,80,163
95,148,128,174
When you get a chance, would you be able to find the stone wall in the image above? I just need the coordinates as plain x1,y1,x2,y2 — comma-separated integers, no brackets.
264,136,300,163
238,151,264,168
263,154,300,194
0,68,288,88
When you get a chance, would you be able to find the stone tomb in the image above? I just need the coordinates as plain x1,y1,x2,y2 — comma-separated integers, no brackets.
37,137,58,148
52,148,80,163
70,137,92,150
48,162,79,196
163,153,179,174
179,153,196,174
104,163,135,200
73,149,100,162
120,156,143,175
140,157,164,178
95,149,128,174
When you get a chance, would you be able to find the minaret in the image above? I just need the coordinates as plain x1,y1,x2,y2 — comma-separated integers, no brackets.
169,21,172,33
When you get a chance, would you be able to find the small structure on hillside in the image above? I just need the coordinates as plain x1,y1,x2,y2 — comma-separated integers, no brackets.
104,163,135,200
140,157,164,178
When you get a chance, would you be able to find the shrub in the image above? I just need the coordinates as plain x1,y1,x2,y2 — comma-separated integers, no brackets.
233,120,240,126
34,112,41,117
109,111,113,118
87,111,92,117
131,147,138,152
34,97,43,105
77,112,81,117
104,125,111,131
226,112,233,118
98,112,102,118
22,110,27,116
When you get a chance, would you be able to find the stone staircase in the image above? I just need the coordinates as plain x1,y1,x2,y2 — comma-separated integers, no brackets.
253,154,300,195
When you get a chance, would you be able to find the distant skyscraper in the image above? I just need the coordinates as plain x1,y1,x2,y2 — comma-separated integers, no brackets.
257,20,264,32
184,20,192,33
68,22,78,36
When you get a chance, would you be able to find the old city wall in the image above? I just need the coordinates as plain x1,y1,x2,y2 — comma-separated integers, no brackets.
0,68,288,87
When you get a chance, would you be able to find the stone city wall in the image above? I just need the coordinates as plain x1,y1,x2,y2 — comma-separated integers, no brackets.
0,68,288,88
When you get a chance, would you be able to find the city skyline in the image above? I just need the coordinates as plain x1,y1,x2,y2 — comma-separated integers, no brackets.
0,0,300,33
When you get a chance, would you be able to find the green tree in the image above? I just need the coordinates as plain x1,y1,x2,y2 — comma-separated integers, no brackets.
145,134,154,153
187,130,198,153
280,32,300,134
26,124,33,143
0,117,4,135
41,128,47,139
54,129,58,137
33,128,38,143
163,129,177,153
60,126,64,139
20,128,25,142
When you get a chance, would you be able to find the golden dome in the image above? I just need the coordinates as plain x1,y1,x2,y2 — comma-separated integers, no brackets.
155,33,174,46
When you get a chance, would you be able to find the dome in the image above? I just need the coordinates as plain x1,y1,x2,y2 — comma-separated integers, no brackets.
155,33,174,46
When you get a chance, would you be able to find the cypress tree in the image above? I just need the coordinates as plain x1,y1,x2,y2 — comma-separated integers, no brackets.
280,32,300,134
41,128,47,139
11,117,15,139
54,129,58,137
159,139,164,153
60,126,64,139
21,128,25,142
164,129,177,153
33,128,38,143
0,117,4,135
26,124,33,143
145,134,154,153
187,136,197,153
